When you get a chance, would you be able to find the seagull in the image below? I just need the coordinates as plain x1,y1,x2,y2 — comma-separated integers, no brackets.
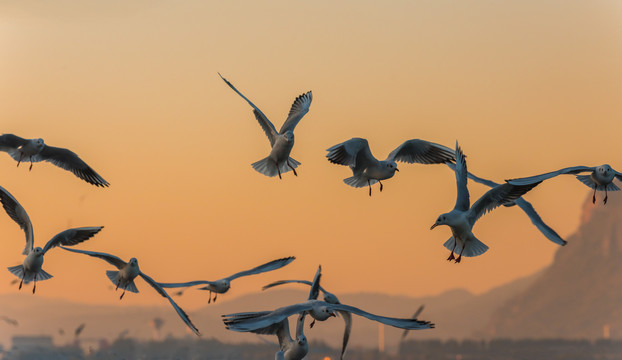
0,185,103,293
446,163,566,246
59,246,200,336
157,256,295,303
238,312,309,360
326,138,455,196
219,73,312,179
263,277,352,360
430,142,541,263
400,305,425,342
0,134,109,187
506,165,622,205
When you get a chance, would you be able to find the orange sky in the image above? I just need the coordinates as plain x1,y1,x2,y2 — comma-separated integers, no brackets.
1,0,621,312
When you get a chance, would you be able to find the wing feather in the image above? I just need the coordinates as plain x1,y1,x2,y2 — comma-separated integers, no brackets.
225,256,295,282
37,145,109,187
507,166,594,186
467,182,541,226
453,142,470,211
387,139,455,164
59,246,127,269
329,303,434,330
326,138,376,169
0,185,34,255
0,134,28,152
43,226,104,254
279,91,312,134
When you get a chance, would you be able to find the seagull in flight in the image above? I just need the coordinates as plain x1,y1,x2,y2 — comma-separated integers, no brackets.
157,256,295,303
237,311,309,360
430,142,541,263
219,73,312,179
0,134,109,187
507,165,622,205
0,185,103,293
446,163,566,246
326,138,455,196
59,246,200,336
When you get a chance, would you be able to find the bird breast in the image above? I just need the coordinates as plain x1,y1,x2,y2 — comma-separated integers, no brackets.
23,252,44,272
270,136,294,161
363,163,395,181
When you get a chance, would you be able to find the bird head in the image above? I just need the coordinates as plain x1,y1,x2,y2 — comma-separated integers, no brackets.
297,334,307,346
430,214,449,230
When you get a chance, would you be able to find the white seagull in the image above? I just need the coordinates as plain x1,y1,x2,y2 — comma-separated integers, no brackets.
219,73,312,179
446,163,566,246
430,142,541,262
59,247,200,336
0,185,103,293
326,138,455,196
0,134,109,187
263,277,353,360
507,165,622,205
157,256,296,303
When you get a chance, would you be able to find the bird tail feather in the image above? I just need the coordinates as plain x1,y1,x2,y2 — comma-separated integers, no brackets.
443,237,489,257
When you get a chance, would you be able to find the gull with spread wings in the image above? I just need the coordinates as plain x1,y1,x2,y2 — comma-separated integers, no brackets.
59,247,200,336
326,138,455,196
0,185,103,293
219,73,312,179
157,256,295,303
430,142,541,263
0,134,109,187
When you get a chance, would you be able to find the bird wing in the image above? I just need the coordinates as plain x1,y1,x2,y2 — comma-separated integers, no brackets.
307,266,322,300
279,91,313,134
0,185,34,255
262,279,330,296
294,311,307,339
0,134,28,153
446,162,500,188
223,302,314,332
225,256,296,282
514,198,566,246
326,138,376,169
36,145,109,187
467,182,541,226
506,166,594,186
614,170,622,182
401,305,425,341
219,73,278,146
338,310,352,360
329,303,434,330
452,142,470,211
59,246,127,269
139,272,200,336
157,280,216,289
43,226,104,254
387,139,455,164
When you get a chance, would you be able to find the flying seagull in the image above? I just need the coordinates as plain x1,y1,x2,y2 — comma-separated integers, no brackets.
430,142,541,262
240,312,309,360
0,134,109,187
0,185,103,293
157,256,295,303
219,73,312,179
59,246,200,336
446,162,566,246
326,138,455,196
507,165,622,205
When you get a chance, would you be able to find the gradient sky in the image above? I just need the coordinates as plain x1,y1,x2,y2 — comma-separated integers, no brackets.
1,0,621,313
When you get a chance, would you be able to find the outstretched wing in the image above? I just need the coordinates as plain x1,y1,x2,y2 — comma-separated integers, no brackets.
614,170,622,183
330,303,434,330
0,134,28,153
223,302,314,332
279,91,312,134
453,142,470,211
36,145,109,187
338,310,352,360
42,227,104,254
326,138,376,169
467,182,541,226
59,246,127,269
387,139,455,164
307,266,322,301
225,256,296,282
262,279,330,296
139,272,200,336
507,166,594,186
158,280,216,289
0,185,34,255
219,73,278,146
514,198,566,246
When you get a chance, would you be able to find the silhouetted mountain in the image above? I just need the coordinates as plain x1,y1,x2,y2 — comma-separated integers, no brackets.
485,192,622,339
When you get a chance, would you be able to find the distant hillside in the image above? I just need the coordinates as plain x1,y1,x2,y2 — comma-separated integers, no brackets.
0,272,536,351
485,192,622,339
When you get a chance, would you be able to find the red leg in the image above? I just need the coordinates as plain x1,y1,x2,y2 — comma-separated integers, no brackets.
32,274,37,294
447,240,457,261
288,161,297,176
16,153,23,167
456,243,466,263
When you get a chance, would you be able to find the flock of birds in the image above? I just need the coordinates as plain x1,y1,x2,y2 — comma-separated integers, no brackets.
1,73,621,360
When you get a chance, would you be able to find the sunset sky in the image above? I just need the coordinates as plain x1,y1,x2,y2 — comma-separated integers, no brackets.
1,0,621,314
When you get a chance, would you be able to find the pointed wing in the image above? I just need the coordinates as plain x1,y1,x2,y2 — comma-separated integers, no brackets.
0,134,28,152
446,162,500,188
279,91,312,134
326,138,376,169
262,279,330,296
387,139,455,164
507,166,594,186
36,145,109,187
225,256,296,282
401,305,425,341
223,302,314,332
329,303,434,330
139,272,200,336
158,280,216,289
59,246,127,269
514,198,566,246
219,73,278,146
453,142,470,211
42,226,104,254
467,182,541,226
307,266,322,300
338,310,352,360
294,311,307,339
0,185,34,255
614,170,622,183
